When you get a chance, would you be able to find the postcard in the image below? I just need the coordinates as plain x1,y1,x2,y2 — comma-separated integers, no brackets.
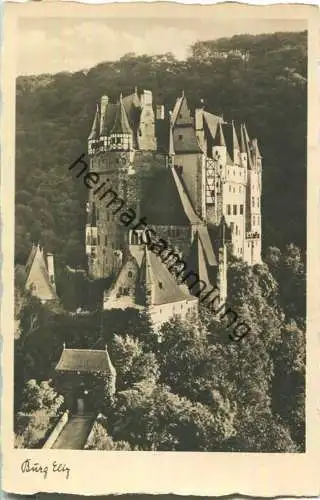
1,1,320,496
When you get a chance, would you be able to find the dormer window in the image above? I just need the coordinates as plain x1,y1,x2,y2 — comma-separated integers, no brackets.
158,282,163,289
128,271,133,278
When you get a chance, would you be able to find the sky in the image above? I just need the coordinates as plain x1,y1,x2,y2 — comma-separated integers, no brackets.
17,17,307,76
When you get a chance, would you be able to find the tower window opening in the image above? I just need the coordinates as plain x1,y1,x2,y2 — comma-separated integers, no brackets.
240,204,244,215
233,205,237,215
227,204,231,215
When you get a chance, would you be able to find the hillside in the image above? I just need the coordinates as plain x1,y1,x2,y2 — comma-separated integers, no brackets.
15,31,307,267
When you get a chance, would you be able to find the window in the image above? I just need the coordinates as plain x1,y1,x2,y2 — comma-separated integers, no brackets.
92,237,97,246
235,225,238,235
229,185,231,192
159,282,163,289
252,196,255,208
233,187,235,193
227,204,231,215
178,134,183,141
233,204,237,215
128,271,133,278
240,204,244,215
230,222,234,232
105,235,108,245
97,235,100,245
253,216,255,225
116,137,121,144
257,198,260,208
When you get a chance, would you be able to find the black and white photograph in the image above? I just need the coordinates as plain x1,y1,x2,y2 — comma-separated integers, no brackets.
1,1,319,496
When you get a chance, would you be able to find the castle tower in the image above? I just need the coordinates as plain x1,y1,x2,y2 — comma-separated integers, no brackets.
87,93,136,279
242,124,262,265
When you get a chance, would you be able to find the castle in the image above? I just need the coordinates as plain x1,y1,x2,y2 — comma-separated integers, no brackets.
85,88,262,329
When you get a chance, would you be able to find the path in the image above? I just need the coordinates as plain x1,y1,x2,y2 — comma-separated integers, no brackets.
52,415,94,449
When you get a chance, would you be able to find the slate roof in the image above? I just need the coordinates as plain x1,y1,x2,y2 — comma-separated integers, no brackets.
140,163,202,227
24,244,56,301
202,111,222,139
100,103,117,136
88,105,100,140
111,95,132,135
55,348,114,374
221,123,240,163
141,247,195,306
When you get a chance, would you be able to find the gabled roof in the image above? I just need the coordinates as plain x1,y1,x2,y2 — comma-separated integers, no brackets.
197,225,218,266
55,347,115,374
186,232,211,287
202,111,223,140
140,247,195,306
111,94,132,135
25,244,56,301
171,93,185,126
140,162,201,227
171,166,202,225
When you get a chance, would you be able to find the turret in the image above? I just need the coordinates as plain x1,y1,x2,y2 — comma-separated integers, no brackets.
232,121,240,165
88,104,100,155
212,122,227,167
109,93,133,151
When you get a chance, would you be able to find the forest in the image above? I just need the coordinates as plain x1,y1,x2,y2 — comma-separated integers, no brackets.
14,31,306,451
15,30,307,268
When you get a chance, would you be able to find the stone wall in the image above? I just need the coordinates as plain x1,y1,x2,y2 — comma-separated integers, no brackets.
42,410,69,449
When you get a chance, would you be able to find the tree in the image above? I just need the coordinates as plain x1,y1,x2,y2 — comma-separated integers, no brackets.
109,382,235,451
110,334,160,390
15,379,64,449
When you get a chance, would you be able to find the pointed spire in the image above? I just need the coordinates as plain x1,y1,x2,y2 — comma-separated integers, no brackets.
232,121,240,150
111,93,132,135
181,89,185,98
240,123,247,153
215,122,226,147
89,104,100,140
252,138,262,158
243,123,253,168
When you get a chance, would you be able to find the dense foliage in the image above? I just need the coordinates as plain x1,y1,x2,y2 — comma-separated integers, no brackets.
14,379,64,448
14,244,305,451
15,31,307,268
14,31,306,451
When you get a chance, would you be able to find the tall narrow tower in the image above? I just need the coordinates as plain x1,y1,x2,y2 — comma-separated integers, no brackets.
86,93,136,278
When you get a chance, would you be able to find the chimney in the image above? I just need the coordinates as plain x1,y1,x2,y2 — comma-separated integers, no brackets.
46,252,56,290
